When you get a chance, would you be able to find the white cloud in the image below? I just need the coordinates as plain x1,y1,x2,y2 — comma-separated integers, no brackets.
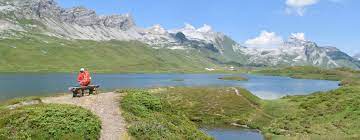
285,0,343,16
245,31,309,47
286,0,319,7
245,31,284,47
286,0,319,16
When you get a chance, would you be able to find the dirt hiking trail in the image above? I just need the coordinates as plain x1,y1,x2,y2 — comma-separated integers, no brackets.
42,92,128,140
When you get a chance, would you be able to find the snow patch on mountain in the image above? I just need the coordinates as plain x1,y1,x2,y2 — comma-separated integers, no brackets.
170,24,224,44
0,0,230,52
290,32,306,41
197,24,212,33
0,0,358,69
238,35,348,68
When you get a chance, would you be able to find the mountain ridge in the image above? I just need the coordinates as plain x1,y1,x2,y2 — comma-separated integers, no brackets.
0,0,359,69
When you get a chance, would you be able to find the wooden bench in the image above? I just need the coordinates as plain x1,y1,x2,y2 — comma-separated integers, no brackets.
68,85,100,97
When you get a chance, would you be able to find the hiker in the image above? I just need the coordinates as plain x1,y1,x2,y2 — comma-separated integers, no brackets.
77,68,91,87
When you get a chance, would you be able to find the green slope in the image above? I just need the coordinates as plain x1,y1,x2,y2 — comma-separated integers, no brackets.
0,34,221,73
118,67,360,139
255,66,360,139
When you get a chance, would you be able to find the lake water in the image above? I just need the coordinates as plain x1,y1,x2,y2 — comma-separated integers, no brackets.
0,73,339,101
0,73,340,140
204,128,264,140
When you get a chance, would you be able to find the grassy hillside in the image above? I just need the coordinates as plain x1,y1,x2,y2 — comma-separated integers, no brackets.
261,87,360,139
255,66,360,86
0,34,222,73
152,87,264,127
256,66,360,139
255,66,359,81
119,67,360,139
118,87,270,139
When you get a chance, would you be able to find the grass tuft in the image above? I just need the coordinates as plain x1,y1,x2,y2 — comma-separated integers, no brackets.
0,104,101,140
218,76,248,81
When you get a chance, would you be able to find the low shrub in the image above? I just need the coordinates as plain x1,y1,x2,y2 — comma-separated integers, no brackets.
0,104,101,140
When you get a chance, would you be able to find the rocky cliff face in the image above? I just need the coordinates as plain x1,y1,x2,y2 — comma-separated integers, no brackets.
0,0,358,69
0,0,139,40
1,0,136,29
0,0,228,50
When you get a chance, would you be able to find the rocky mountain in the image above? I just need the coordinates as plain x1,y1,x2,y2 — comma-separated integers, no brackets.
234,35,360,69
0,0,232,52
0,0,140,40
0,0,359,69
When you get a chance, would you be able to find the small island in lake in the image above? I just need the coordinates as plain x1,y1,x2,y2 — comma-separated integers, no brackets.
218,76,248,81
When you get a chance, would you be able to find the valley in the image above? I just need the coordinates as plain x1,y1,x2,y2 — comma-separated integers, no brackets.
0,0,359,140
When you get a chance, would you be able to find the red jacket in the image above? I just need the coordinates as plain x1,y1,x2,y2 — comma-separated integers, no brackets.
77,70,91,84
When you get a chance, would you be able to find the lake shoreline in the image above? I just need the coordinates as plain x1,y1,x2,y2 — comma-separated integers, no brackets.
3,66,358,139
0,73,340,101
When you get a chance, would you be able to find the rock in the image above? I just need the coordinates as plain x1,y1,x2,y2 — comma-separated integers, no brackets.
33,0,62,18
190,117,202,122
101,14,136,30
174,32,188,43
60,5,135,29
6,99,41,110
230,123,249,128
6,0,62,19
2,0,135,29
61,6,100,26
0,20,24,32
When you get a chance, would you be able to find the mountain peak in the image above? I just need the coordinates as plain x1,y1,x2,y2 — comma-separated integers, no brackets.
284,32,317,48
184,23,196,30
197,24,212,33
290,33,306,41
148,24,167,34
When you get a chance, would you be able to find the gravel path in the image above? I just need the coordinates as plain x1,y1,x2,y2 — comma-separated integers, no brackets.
42,92,127,140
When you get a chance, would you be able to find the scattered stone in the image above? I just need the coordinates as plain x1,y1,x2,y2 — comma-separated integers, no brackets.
230,123,249,128
7,100,41,110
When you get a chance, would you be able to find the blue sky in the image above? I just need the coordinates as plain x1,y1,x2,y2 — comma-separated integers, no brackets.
57,0,359,55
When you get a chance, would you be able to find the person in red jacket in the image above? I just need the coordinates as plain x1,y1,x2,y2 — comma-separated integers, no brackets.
77,68,91,87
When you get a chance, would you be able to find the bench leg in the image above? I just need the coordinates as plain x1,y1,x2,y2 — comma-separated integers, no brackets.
72,89,83,97
81,89,85,96
73,89,80,97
